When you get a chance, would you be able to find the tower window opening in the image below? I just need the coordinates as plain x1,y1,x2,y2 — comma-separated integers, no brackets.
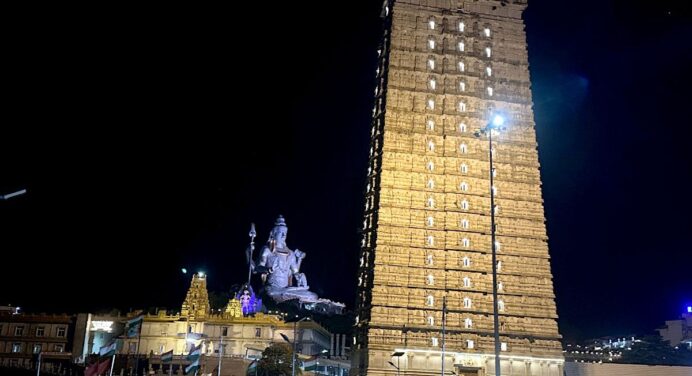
463,277,471,287
426,119,435,130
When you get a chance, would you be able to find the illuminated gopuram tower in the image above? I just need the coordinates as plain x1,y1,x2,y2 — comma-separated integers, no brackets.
353,1,563,375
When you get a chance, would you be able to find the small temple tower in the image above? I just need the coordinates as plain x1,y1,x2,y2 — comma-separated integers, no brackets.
181,272,210,319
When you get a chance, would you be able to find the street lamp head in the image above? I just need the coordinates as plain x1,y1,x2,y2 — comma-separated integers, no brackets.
492,114,505,127
392,351,405,357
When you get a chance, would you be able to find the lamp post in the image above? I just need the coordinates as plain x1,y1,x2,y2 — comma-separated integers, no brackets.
390,351,404,376
474,114,505,376
287,317,308,376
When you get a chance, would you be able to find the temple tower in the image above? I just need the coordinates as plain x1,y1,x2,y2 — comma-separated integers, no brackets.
354,1,563,375
181,272,210,320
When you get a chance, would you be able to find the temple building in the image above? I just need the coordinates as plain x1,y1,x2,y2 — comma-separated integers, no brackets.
354,1,563,375
0,272,349,375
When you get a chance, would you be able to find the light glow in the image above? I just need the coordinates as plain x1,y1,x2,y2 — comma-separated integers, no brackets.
492,115,505,127
90,321,114,332
392,348,565,363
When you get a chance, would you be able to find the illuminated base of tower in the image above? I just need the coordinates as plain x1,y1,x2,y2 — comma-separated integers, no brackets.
352,348,564,376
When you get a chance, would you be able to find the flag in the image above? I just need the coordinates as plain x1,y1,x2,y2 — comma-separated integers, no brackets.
245,359,258,376
99,341,117,357
161,349,174,363
125,315,144,338
85,358,111,376
184,358,200,375
186,344,202,362
84,362,98,376
96,357,111,375
186,332,206,341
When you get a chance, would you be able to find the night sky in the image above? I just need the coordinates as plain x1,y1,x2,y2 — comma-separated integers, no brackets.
1,1,690,342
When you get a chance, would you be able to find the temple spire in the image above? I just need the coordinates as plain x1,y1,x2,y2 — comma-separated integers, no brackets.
181,272,210,319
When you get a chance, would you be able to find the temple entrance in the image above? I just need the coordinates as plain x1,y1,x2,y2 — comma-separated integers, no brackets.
454,365,481,376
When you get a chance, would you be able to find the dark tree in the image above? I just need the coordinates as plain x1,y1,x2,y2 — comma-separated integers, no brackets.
257,343,297,376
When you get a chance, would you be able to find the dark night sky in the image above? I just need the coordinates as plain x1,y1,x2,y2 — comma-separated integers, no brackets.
1,1,690,342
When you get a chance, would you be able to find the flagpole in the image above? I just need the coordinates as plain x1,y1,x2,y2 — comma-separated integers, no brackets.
217,335,223,376
36,351,41,376
109,354,115,376
134,330,142,376
441,296,446,376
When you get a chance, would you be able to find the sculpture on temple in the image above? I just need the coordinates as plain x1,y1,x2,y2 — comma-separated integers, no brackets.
243,216,344,314
236,284,262,316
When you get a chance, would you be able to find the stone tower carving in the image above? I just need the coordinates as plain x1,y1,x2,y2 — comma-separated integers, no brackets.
181,273,210,320
353,1,563,375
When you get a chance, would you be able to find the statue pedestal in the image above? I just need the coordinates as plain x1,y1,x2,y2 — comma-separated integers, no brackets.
266,286,319,303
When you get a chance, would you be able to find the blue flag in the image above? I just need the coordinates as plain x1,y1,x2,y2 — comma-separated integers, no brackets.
125,315,144,338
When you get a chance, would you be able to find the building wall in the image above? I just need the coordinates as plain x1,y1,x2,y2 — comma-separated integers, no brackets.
564,362,692,376
0,313,75,369
116,313,334,361
657,313,692,348
354,1,562,375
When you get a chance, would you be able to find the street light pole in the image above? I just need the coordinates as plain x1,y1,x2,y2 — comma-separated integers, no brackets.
292,317,308,376
488,122,502,376
390,351,404,376
476,114,505,376
486,115,504,376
